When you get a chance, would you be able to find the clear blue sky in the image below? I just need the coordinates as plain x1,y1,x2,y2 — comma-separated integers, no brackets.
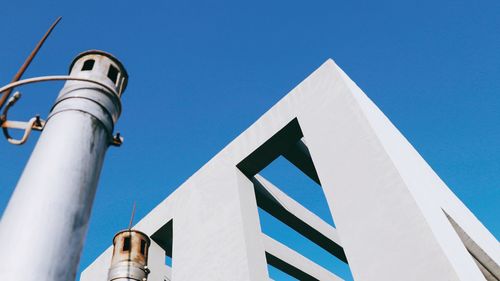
0,1,499,280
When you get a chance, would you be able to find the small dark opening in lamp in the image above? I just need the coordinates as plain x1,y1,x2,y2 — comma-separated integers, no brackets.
81,59,95,71
122,236,131,252
107,64,119,84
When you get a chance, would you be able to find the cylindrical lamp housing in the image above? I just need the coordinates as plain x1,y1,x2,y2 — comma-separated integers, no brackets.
108,230,151,281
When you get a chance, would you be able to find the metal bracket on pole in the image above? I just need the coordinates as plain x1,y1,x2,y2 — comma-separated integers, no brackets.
0,76,122,146
111,132,124,147
0,92,45,145
1,18,127,147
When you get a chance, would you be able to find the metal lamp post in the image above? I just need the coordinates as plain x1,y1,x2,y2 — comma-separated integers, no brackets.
0,50,128,281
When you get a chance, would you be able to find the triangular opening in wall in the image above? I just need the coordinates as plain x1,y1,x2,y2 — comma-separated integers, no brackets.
237,118,333,226
151,219,173,280
259,155,334,227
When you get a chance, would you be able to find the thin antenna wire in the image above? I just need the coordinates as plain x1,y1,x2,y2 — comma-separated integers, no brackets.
128,201,136,230
0,16,62,110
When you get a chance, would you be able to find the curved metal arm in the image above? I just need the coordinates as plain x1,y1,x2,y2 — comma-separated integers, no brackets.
0,76,117,145
0,76,119,97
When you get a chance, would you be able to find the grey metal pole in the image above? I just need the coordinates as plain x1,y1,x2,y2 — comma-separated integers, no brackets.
0,50,128,281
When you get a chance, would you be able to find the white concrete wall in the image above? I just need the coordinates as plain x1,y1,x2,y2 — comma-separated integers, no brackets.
170,167,268,280
81,59,499,281
80,247,112,281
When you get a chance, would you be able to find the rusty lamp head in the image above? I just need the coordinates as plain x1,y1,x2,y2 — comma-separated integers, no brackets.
58,50,129,146
69,50,128,97
108,230,151,281
0,49,129,146
64,50,128,122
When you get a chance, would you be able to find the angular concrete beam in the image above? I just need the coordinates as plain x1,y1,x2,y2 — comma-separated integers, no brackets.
262,233,343,281
252,175,346,262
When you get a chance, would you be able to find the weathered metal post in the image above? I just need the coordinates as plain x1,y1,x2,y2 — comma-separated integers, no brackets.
0,50,127,281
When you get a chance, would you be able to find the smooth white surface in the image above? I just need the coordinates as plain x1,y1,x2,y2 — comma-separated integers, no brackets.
81,59,499,281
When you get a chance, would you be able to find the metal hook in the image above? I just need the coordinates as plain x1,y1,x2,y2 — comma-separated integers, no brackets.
1,91,45,145
111,132,124,147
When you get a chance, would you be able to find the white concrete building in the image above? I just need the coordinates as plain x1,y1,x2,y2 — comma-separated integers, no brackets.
81,59,500,281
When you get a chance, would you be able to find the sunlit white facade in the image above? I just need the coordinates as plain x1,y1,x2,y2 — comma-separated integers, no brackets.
81,59,500,281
